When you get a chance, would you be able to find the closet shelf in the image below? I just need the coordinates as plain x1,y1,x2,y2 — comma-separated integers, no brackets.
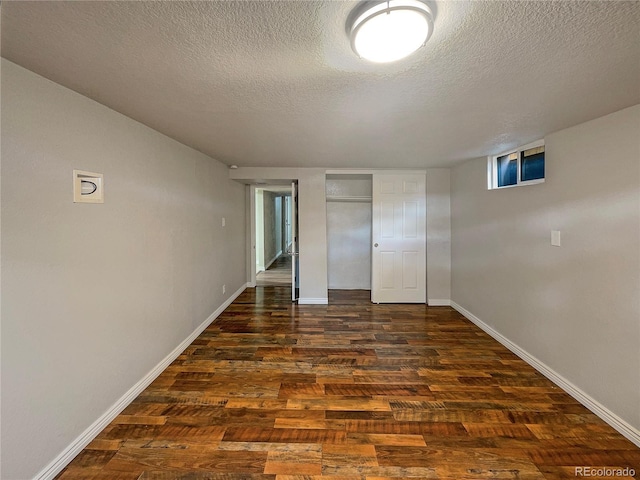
326,195,372,203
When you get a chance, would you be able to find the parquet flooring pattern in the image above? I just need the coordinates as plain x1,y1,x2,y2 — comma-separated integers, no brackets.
56,288,639,480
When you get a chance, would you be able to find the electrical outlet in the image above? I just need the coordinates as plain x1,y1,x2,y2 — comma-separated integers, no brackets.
222,284,226,294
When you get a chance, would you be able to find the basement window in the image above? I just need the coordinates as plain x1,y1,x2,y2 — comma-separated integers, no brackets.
488,140,545,189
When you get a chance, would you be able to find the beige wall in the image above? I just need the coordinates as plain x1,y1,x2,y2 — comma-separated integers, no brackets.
1,59,247,479
451,105,640,435
296,171,329,302
262,191,278,267
426,169,451,304
255,189,265,270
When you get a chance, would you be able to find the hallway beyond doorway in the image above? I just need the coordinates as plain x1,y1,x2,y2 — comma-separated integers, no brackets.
256,254,291,287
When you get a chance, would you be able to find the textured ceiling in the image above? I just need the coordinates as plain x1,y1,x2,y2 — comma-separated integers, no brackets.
2,1,639,168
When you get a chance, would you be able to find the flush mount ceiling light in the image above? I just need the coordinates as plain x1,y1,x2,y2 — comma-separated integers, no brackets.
348,0,434,63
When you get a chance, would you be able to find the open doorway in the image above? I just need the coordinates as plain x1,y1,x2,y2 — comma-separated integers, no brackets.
254,186,293,287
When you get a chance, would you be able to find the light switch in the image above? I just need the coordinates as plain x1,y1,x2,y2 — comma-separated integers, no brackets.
551,230,561,247
222,217,226,227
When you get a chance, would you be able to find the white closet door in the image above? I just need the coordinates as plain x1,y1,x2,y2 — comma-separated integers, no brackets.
372,173,426,303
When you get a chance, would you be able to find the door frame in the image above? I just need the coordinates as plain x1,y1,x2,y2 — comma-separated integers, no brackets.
248,185,257,287
291,181,299,302
247,182,296,289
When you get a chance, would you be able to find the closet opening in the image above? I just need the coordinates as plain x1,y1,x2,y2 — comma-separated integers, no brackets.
326,174,373,302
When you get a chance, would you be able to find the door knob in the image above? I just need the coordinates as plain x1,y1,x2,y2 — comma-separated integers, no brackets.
374,243,379,248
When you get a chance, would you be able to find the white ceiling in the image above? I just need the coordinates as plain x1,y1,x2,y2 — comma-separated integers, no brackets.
2,1,639,169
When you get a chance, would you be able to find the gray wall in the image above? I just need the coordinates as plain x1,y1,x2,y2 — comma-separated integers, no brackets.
1,59,247,479
451,105,640,433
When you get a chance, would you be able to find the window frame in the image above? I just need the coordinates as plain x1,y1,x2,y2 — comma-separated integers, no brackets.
488,139,545,190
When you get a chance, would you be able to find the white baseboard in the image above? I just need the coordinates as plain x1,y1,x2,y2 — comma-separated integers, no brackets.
428,299,451,306
298,297,329,305
34,283,249,480
450,301,640,448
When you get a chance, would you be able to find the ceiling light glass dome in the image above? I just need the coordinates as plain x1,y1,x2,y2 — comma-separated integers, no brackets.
349,0,434,63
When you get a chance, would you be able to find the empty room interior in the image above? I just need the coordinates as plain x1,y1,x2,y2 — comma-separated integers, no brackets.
1,1,639,479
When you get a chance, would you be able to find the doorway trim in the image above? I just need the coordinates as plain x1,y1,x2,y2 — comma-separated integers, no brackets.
247,182,296,290
248,185,257,287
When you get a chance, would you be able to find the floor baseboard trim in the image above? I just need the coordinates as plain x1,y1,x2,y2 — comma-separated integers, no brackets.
428,299,451,306
450,301,640,448
298,297,329,305
34,283,249,480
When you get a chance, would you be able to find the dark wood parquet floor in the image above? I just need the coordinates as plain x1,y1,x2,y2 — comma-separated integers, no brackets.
56,288,639,480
